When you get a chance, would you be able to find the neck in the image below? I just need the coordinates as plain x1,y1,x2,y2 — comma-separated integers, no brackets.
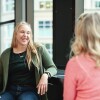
13,45,27,53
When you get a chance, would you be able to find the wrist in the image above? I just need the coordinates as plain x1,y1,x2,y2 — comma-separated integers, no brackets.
44,72,51,78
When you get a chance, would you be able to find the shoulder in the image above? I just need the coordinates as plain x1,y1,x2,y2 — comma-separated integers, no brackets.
64,56,79,80
65,55,82,72
34,42,46,53
0,48,11,57
34,42,45,48
66,56,77,66
65,55,84,79
67,54,87,66
66,54,91,73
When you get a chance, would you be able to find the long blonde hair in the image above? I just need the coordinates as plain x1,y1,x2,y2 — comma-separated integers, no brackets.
11,21,39,69
70,12,100,67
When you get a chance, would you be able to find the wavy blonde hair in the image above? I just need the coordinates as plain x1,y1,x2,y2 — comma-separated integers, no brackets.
11,21,39,69
70,12,100,67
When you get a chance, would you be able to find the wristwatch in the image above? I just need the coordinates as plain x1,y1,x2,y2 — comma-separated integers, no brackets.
44,72,51,77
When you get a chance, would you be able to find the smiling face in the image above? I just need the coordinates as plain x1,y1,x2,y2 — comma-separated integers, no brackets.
16,25,31,47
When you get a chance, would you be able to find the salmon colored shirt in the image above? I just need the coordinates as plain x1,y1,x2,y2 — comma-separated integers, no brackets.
63,54,100,100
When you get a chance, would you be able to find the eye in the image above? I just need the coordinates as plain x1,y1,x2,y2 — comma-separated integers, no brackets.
27,31,30,34
20,30,25,33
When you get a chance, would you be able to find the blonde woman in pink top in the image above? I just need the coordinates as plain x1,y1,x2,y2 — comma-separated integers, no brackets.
63,12,100,100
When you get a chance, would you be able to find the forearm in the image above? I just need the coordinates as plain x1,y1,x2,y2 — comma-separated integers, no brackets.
44,66,57,77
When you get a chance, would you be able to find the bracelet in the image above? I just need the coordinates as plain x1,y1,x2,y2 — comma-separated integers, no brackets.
44,72,51,77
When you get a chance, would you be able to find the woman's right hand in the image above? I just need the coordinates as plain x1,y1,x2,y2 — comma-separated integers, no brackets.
37,73,48,95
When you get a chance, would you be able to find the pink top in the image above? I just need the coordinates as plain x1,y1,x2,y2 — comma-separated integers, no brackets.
63,54,100,100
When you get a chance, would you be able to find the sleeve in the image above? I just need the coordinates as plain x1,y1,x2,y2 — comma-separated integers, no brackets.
40,44,57,77
0,56,3,90
63,58,77,100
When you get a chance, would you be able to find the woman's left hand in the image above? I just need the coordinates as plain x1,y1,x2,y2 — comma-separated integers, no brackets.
37,73,48,95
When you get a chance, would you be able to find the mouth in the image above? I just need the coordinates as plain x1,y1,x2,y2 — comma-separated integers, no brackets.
22,37,28,40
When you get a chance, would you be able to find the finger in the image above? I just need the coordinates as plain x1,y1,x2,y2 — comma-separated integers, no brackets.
45,84,48,92
41,84,47,95
42,84,46,94
40,84,44,95
37,85,41,94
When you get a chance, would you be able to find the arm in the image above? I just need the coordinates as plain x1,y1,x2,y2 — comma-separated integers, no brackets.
37,44,57,95
41,44,57,76
63,58,77,100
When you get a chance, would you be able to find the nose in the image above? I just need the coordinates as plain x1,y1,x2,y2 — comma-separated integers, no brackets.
23,32,28,36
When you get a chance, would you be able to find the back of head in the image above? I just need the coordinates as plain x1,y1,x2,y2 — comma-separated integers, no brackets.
72,12,100,55
71,12,100,66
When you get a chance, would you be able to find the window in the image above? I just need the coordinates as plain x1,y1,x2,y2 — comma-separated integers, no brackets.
0,0,15,53
38,20,52,37
0,23,14,52
39,1,52,10
95,1,100,8
34,0,53,57
84,0,100,12
3,0,14,13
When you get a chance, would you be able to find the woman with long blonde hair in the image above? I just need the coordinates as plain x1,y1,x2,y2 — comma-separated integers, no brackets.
0,21,57,100
63,12,100,100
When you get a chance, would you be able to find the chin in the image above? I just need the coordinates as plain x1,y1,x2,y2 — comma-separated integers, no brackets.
21,43,28,46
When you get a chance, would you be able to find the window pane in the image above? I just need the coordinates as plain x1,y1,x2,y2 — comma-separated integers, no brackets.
34,0,53,58
0,0,15,22
84,0,100,12
0,23,14,53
